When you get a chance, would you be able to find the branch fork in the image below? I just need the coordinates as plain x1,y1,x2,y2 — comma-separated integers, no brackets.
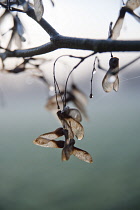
0,4,140,60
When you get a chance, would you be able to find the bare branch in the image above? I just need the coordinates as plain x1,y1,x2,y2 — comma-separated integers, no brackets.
0,42,57,59
52,36,140,52
0,37,140,59
0,4,140,60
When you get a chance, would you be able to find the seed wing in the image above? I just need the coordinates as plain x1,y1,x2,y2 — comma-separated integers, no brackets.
102,73,114,92
61,139,75,161
33,0,44,21
39,127,64,140
33,137,64,148
61,145,74,161
126,0,140,10
73,147,93,163
68,108,82,122
110,12,125,40
46,95,63,111
66,118,84,140
72,84,88,107
71,84,88,120
113,75,119,92
60,119,74,139
73,99,88,121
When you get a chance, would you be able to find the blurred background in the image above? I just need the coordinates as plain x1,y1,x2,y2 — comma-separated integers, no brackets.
0,0,140,210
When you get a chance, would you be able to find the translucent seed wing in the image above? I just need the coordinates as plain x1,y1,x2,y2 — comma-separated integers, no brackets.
33,0,44,21
126,0,140,10
113,75,119,92
71,84,88,107
57,111,74,139
66,118,84,140
102,73,114,92
61,145,74,161
68,108,82,122
33,138,64,148
73,99,88,121
71,84,88,119
46,94,63,111
61,139,75,161
73,147,93,163
102,57,119,93
39,127,64,140
110,12,125,40
61,119,74,139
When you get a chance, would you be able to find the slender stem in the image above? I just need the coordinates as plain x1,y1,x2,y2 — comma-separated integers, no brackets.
53,55,68,109
120,56,140,71
64,52,96,106
7,0,10,10
90,56,98,98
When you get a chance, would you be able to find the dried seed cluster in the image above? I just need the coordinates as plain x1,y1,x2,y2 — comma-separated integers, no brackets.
33,107,93,163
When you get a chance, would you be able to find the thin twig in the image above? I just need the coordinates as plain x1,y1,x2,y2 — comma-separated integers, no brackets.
90,56,98,98
97,56,140,72
120,56,140,71
64,52,96,107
